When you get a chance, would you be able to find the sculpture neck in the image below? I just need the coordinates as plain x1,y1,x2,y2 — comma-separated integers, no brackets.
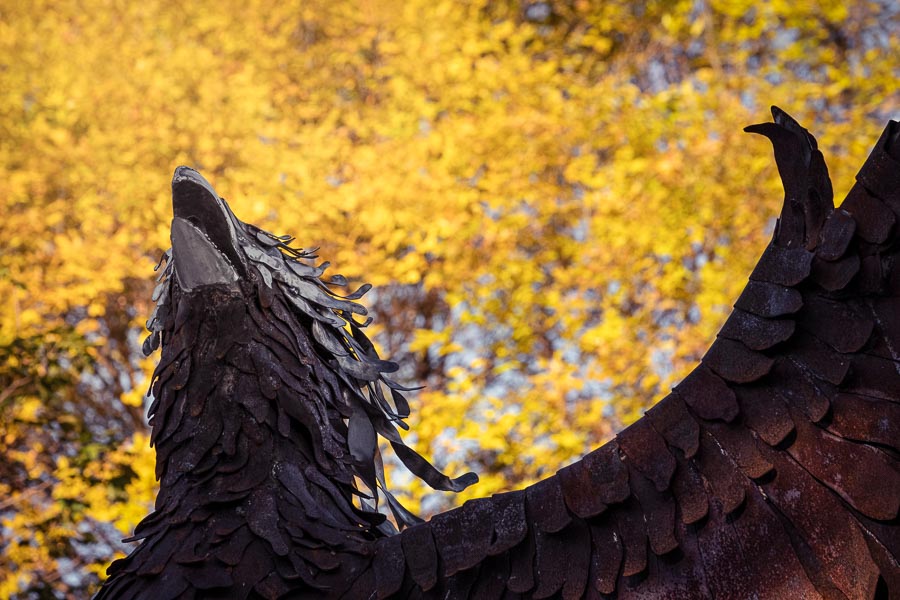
126,287,378,589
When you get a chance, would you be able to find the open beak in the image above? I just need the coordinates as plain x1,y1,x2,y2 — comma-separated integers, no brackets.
171,166,242,291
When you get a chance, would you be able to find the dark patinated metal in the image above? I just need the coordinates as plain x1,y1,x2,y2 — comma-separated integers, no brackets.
96,109,899,599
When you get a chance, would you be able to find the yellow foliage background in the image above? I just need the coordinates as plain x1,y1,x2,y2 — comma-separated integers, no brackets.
0,0,897,595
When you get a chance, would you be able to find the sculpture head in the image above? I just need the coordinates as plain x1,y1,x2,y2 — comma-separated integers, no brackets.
142,166,476,533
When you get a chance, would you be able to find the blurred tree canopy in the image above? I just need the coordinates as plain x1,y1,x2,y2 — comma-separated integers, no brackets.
0,0,897,596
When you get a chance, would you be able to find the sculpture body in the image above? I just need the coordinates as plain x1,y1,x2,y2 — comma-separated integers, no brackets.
97,109,900,599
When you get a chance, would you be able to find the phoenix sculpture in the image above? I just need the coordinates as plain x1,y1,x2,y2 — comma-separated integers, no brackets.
95,108,900,599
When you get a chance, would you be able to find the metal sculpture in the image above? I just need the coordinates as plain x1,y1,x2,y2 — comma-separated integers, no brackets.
96,108,900,599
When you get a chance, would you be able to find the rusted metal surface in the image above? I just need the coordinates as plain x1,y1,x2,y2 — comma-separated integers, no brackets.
96,109,899,599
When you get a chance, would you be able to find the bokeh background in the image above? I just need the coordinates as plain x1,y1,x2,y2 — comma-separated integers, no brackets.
1,0,898,596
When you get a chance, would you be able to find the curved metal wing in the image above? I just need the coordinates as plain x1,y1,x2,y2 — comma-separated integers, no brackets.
357,109,900,599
